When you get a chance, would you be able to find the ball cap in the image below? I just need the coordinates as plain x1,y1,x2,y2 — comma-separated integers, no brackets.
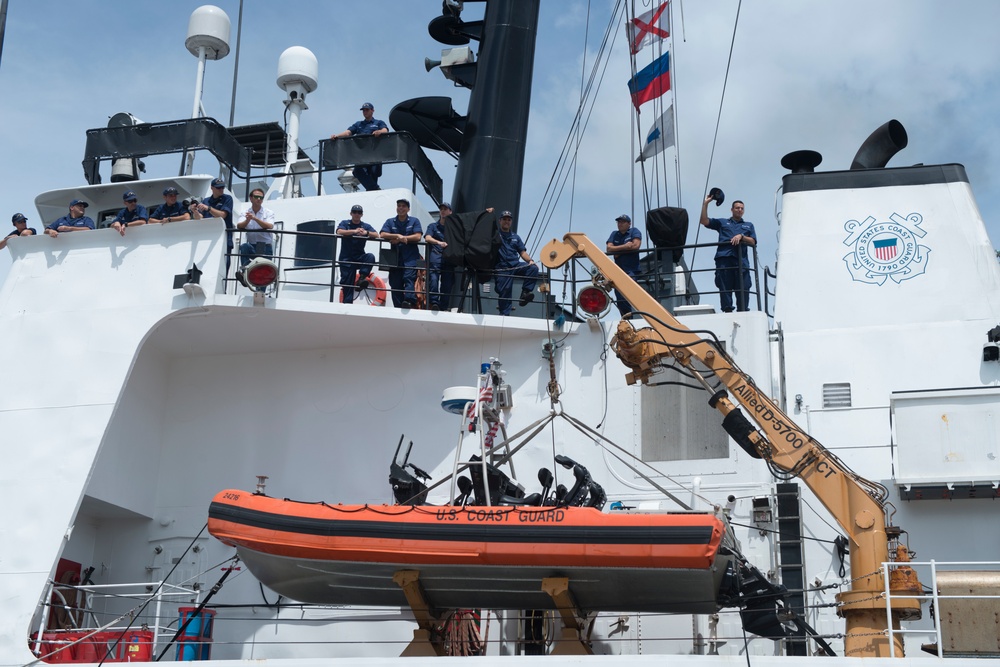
615,213,631,223
350,204,363,213
122,191,137,201
163,186,179,196
12,213,27,223
69,199,89,208
360,102,374,110
211,178,225,188
439,202,452,210
500,210,512,218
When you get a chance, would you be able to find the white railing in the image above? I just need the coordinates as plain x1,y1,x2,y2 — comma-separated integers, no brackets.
33,579,200,660
883,559,1000,658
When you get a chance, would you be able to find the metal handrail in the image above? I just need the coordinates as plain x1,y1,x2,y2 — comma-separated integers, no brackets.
33,579,200,659
882,559,1000,658
223,227,765,319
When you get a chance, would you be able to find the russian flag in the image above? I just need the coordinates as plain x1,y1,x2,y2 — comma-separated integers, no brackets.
628,51,670,110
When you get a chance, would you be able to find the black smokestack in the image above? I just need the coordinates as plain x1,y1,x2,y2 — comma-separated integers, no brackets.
850,120,908,170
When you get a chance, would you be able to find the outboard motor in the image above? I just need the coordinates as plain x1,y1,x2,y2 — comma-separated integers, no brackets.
735,560,836,656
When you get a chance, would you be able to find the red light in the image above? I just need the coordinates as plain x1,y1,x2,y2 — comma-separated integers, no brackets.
578,286,610,315
246,261,278,288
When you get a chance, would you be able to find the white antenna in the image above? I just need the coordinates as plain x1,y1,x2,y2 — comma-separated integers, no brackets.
276,47,318,198
183,5,231,175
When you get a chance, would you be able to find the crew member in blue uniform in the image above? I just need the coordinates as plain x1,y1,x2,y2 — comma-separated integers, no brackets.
192,178,235,271
44,199,95,238
150,187,191,225
495,211,538,316
110,191,148,237
700,195,757,312
1,213,36,250
424,202,455,311
379,198,422,308
329,102,389,191
336,204,378,304
606,213,642,316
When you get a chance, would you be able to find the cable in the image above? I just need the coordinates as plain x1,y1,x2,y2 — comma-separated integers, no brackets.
525,1,626,252
155,556,240,661
726,521,839,546
85,524,211,667
691,0,743,271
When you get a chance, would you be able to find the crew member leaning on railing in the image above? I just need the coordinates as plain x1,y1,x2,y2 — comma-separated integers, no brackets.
336,204,379,304
494,211,538,316
379,198,423,309
235,188,276,291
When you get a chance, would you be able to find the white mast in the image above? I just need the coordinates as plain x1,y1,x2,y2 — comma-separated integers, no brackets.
184,5,231,175
276,47,318,199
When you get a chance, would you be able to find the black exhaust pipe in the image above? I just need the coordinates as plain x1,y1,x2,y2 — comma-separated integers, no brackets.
850,119,908,170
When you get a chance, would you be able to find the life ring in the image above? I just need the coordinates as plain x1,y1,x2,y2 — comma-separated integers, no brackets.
339,274,387,306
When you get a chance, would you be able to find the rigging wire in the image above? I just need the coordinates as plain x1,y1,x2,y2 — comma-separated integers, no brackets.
82,524,211,667
727,521,840,546
524,0,625,254
604,302,888,505
691,0,743,271
566,0,594,235
628,0,640,217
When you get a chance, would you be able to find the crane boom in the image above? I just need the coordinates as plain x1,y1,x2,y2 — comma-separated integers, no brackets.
541,233,921,657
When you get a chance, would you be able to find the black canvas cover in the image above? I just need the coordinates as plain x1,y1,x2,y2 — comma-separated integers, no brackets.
646,206,688,262
442,209,500,271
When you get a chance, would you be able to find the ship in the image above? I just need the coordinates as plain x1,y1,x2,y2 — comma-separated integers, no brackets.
1,1,999,665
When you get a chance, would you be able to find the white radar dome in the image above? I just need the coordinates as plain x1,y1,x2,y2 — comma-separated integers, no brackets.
186,5,231,60
277,47,319,94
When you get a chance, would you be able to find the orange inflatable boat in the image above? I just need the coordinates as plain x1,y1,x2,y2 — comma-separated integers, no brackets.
208,489,737,613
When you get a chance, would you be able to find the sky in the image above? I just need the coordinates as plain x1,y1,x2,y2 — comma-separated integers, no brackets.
2,0,1000,303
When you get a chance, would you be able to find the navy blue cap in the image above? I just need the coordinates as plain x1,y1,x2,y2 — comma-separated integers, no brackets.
360,102,374,110
12,213,27,223
439,202,452,210
163,187,179,196
69,199,89,208
211,178,225,188
500,210,512,218
351,204,363,213
123,191,137,201
615,213,631,223
397,198,410,207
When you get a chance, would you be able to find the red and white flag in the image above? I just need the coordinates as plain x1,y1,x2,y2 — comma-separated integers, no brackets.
626,1,670,55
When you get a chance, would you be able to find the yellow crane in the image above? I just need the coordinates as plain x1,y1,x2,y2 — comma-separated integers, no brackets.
542,232,922,657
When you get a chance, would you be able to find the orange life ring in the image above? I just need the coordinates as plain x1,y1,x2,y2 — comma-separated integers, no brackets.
340,273,387,306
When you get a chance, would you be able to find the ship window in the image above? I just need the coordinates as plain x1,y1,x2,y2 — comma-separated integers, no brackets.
640,382,729,462
822,383,852,408
294,220,338,267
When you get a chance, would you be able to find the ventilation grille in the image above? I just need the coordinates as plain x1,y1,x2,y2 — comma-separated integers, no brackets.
822,383,852,408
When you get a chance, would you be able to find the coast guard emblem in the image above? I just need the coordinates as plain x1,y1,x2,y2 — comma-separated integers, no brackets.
842,212,930,285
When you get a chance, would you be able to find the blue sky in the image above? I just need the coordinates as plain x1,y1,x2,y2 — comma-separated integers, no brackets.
2,0,999,297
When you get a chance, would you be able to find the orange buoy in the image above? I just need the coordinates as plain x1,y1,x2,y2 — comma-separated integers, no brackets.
339,274,387,306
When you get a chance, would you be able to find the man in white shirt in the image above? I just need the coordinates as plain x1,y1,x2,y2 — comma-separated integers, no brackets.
236,188,276,289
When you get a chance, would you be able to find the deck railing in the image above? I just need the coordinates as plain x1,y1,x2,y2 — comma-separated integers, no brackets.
224,226,764,319
32,579,200,661
883,559,1000,659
